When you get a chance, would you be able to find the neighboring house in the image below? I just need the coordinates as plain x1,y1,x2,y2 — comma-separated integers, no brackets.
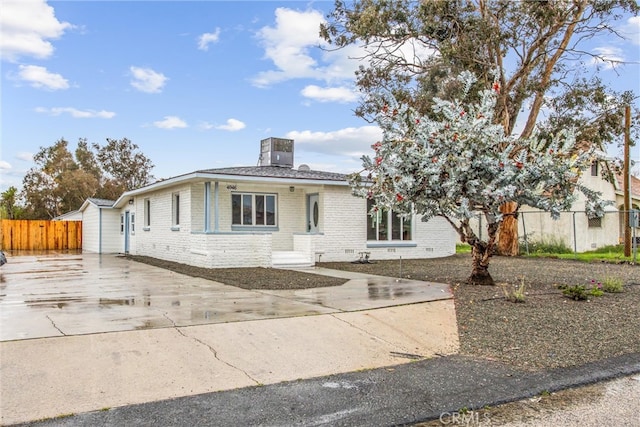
52,210,82,221
514,160,640,252
81,138,457,268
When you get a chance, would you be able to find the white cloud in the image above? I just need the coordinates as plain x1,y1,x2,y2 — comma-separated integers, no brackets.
591,46,625,70
35,107,115,118
0,160,12,170
301,85,358,103
130,66,168,93
286,126,382,157
252,7,433,94
252,8,329,87
0,0,71,61
16,152,34,162
153,116,187,129
621,15,640,45
216,118,246,131
18,65,69,90
198,28,221,51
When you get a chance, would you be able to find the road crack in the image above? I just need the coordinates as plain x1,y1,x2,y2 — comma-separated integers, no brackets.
46,315,66,336
160,312,260,385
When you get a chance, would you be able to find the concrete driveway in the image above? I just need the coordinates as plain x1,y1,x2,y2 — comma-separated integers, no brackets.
0,252,459,425
0,253,452,341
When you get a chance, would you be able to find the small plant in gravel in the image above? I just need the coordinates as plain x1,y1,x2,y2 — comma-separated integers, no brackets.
559,284,589,300
502,277,526,303
601,276,624,293
589,286,604,297
559,281,604,300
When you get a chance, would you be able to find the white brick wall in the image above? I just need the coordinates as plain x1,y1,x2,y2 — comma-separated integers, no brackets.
98,178,456,267
213,182,304,250
131,184,194,264
317,186,456,262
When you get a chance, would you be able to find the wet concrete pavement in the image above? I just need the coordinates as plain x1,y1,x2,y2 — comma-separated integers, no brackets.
0,253,459,425
0,253,450,341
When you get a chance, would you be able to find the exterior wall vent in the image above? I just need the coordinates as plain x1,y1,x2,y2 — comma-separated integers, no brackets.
259,137,294,168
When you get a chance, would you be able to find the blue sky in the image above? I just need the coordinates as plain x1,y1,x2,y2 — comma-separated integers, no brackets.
1,1,639,193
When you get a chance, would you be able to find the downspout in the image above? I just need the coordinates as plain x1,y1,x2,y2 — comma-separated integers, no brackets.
99,208,103,254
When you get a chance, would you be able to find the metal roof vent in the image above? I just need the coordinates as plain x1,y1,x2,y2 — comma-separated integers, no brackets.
298,164,310,171
259,137,294,168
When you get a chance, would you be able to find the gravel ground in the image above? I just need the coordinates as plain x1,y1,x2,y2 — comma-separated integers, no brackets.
127,255,347,289
322,255,640,371
129,254,640,371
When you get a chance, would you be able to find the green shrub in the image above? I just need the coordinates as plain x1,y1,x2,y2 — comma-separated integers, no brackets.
520,235,573,254
456,243,472,254
589,244,625,254
602,277,624,293
559,283,604,300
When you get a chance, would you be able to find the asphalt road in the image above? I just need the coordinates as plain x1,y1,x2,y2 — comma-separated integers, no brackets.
16,353,640,427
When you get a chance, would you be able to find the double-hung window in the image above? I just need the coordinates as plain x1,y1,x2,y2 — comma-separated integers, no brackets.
367,199,412,241
232,193,277,227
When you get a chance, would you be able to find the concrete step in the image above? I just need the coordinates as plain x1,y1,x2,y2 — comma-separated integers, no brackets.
272,251,313,268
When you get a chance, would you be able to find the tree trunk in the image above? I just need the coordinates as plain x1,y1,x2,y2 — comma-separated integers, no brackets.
497,201,519,256
468,243,495,286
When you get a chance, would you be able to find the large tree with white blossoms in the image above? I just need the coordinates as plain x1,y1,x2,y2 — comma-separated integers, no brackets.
352,72,608,285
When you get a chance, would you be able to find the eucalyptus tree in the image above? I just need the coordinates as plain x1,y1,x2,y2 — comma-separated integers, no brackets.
353,72,608,284
322,0,639,254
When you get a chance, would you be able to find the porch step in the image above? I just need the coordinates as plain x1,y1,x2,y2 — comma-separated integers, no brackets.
272,251,313,269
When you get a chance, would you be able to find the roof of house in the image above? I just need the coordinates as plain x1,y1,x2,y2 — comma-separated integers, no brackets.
79,197,116,212
195,166,350,182
52,210,82,220
87,198,116,207
614,174,640,198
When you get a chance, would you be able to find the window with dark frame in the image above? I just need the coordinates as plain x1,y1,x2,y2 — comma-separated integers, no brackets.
232,193,277,226
144,198,151,227
591,161,599,177
367,199,412,241
172,192,180,226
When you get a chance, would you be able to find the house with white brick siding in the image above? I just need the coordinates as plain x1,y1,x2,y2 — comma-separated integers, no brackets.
81,138,457,268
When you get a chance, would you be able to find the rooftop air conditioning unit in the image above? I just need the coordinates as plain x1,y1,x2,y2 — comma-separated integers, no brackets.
260,137,294,168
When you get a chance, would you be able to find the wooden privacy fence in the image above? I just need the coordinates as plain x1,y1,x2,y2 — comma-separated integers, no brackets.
0,220,82,251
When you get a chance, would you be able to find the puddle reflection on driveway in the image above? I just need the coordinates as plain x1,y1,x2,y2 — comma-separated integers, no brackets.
0,253,450,341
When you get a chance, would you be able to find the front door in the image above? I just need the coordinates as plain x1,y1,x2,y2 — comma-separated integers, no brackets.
307,194,319,233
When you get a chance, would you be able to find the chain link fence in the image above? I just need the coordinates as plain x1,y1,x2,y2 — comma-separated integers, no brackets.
470,209,640,257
